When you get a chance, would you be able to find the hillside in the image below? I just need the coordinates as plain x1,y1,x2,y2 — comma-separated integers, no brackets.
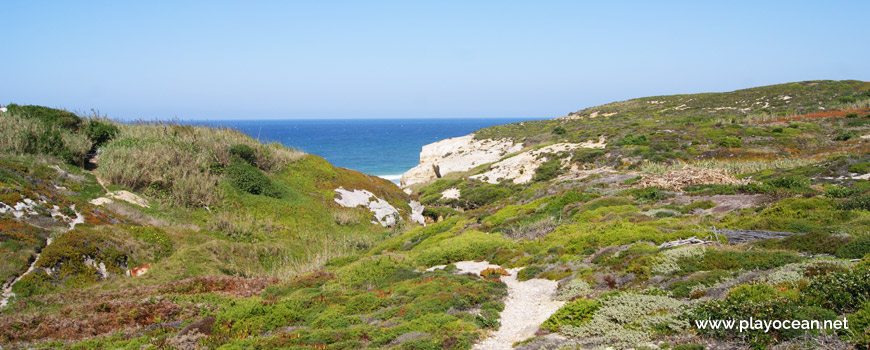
2,80,870,350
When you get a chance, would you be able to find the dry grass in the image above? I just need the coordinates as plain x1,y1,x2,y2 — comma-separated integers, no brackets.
97,121,305,206
0,113,92,163
640,158,818,175
331,208,363,225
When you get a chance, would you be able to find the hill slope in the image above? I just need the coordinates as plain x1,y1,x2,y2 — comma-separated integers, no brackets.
3,79,870,350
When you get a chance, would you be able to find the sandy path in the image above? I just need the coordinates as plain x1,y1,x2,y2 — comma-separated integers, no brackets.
429,261,565,350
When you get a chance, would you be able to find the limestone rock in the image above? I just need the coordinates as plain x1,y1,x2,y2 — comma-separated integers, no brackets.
400,134,523,188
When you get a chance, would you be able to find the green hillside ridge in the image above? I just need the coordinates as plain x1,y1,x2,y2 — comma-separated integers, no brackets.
1,79,870,349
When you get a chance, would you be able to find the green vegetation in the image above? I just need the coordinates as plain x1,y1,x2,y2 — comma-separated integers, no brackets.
4,80,870,349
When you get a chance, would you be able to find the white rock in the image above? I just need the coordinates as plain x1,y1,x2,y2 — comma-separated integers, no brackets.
400,134,523,188
441,188,460,199
334,187,400,227
471,138,606,184
410,200,426,226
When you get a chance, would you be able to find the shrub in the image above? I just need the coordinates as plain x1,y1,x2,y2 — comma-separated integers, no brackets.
517,264,545,281
834,132,855,141
691,283,838,348
336,255,416,289
835,236,870,259
718,136,742,148
673,345,705,350
541,299,599,331
459,183,512,209
850,162,870,174
848,302,870,344
846,113,859,118
805,266,870,313
225,161,281,198
552,126,567,135
826,185,859,198
632,187,673,201
838,195,870,211
555,278,593,301
770,175,810,189
615,134,648,146
534,158,563,182
229,144,257,165
85,120,119,147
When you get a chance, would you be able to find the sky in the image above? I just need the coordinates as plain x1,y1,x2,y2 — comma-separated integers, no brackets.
2,1,869,120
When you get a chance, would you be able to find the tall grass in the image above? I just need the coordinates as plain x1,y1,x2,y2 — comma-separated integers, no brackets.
640,158,818,175
0,113,92,165
97,121,304,207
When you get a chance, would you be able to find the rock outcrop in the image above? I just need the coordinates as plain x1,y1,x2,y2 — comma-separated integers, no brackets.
334,188,426,227
471,138,607,184
400,134,523,188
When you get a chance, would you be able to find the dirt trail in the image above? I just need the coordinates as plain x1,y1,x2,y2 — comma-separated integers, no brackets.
428,261,565,350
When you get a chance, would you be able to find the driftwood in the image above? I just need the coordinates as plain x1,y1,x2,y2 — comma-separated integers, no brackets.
658,236,712,249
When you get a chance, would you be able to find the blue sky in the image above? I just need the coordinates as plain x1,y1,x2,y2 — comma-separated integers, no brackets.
2,1,868,120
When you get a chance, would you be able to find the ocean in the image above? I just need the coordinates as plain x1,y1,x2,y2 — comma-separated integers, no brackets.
201,118,540,183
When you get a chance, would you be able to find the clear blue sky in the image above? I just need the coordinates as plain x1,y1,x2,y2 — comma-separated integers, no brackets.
2,1,868,120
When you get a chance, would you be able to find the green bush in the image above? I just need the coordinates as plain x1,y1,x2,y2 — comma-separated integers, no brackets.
850,162,870,174
691,283,837,348
838,195,870,211
230,144,257,165
85,120,119,147
541,299,599,331
847,302,870,345
770,175,810,190
459,183,512,209
534,158,563,182
718,136,743,148
225,161,281,197
337,255,416,289
552,126,567,135
835,236,870,259
7,104,82,130
516,264,545,281
826,185,859,198
632,187,673,201
571,149,606,164
672,345,705,350
805,265,870,313
835,132,855,141
615,134,648,146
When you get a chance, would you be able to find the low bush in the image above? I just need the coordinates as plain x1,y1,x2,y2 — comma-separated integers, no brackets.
541,299,599,331
718,136,743,148
770,175,810,190
336,255,416,289
835,132,856,141
835,236,870,259
690,283,838,348
516,264,545,281
615,134,649,146
838,195,870,211
226,161,282,198
631,187,673,201
85,120,120,147
534,158,563,182
753,232,851,255
805,265,870,313
229,144,257,165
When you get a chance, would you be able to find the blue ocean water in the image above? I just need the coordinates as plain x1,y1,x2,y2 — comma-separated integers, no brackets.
202,118,539,182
